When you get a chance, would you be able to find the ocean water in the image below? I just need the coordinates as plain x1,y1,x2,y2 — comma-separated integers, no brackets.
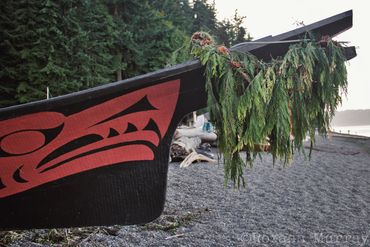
331,125,370,137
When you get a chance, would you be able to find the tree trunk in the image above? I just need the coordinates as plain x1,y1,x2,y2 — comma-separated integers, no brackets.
116,70,122,81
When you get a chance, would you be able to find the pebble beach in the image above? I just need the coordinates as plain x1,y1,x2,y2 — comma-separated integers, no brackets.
1,135,370,247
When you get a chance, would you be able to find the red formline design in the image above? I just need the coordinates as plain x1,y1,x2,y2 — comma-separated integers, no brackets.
0,80,180,198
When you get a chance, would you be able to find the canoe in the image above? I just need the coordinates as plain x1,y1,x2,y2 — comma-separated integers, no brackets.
0,10,356,229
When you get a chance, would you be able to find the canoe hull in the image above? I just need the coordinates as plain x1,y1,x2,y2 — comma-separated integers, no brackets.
0,10,356,229
0,66,206,229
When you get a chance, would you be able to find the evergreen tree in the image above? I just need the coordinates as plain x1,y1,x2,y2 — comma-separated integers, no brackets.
104,0,189,78
216,10,252,47
0,0,116,107
0,0,253,107
151,0,194,35
192,0,218,35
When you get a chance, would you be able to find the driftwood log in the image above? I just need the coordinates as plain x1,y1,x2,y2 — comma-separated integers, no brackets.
175,127,217,143
170,126,217,166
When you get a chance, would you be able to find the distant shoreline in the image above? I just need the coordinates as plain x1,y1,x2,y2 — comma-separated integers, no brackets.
329,131,369,139
330,124,370,137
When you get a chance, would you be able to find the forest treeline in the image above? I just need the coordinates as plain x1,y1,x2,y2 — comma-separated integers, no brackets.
0,0,251,107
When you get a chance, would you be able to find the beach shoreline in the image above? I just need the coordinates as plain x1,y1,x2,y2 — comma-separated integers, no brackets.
330,124,370,138
329,130,370,139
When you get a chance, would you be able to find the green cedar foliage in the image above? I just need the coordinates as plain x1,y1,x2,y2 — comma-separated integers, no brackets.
191,32,347,187
0,0,116,107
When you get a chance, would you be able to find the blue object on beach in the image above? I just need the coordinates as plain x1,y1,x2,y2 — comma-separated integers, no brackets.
202,122,214,133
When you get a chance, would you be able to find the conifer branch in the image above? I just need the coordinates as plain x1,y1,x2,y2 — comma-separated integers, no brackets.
190,31,348,187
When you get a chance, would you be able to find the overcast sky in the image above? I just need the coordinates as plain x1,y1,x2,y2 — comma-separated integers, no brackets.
214,0,369,111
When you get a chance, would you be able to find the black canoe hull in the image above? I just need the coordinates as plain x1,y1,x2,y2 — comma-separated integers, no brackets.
0,10,356,229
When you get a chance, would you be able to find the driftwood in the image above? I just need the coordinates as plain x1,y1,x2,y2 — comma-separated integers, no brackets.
170,136,202,161
174,127,217,143
180,151,217,168
170,125,217,164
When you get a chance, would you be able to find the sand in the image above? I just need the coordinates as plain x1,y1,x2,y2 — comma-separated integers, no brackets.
2,135,370,247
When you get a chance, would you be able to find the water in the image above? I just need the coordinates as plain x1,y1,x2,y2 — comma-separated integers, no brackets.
331,125,370,137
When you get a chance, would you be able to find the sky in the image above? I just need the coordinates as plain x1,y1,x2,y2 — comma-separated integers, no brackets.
214,0,369,111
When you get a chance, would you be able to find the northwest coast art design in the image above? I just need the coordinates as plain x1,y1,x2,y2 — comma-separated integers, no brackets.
0,80,180,198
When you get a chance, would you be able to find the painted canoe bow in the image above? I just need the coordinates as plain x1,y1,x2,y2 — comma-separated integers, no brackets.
0,10,356,230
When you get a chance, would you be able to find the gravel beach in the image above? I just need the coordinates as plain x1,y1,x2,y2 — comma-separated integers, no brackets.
1,135,370,247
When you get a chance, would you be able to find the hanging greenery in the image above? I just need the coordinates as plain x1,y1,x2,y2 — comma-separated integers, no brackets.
190,32,348,187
